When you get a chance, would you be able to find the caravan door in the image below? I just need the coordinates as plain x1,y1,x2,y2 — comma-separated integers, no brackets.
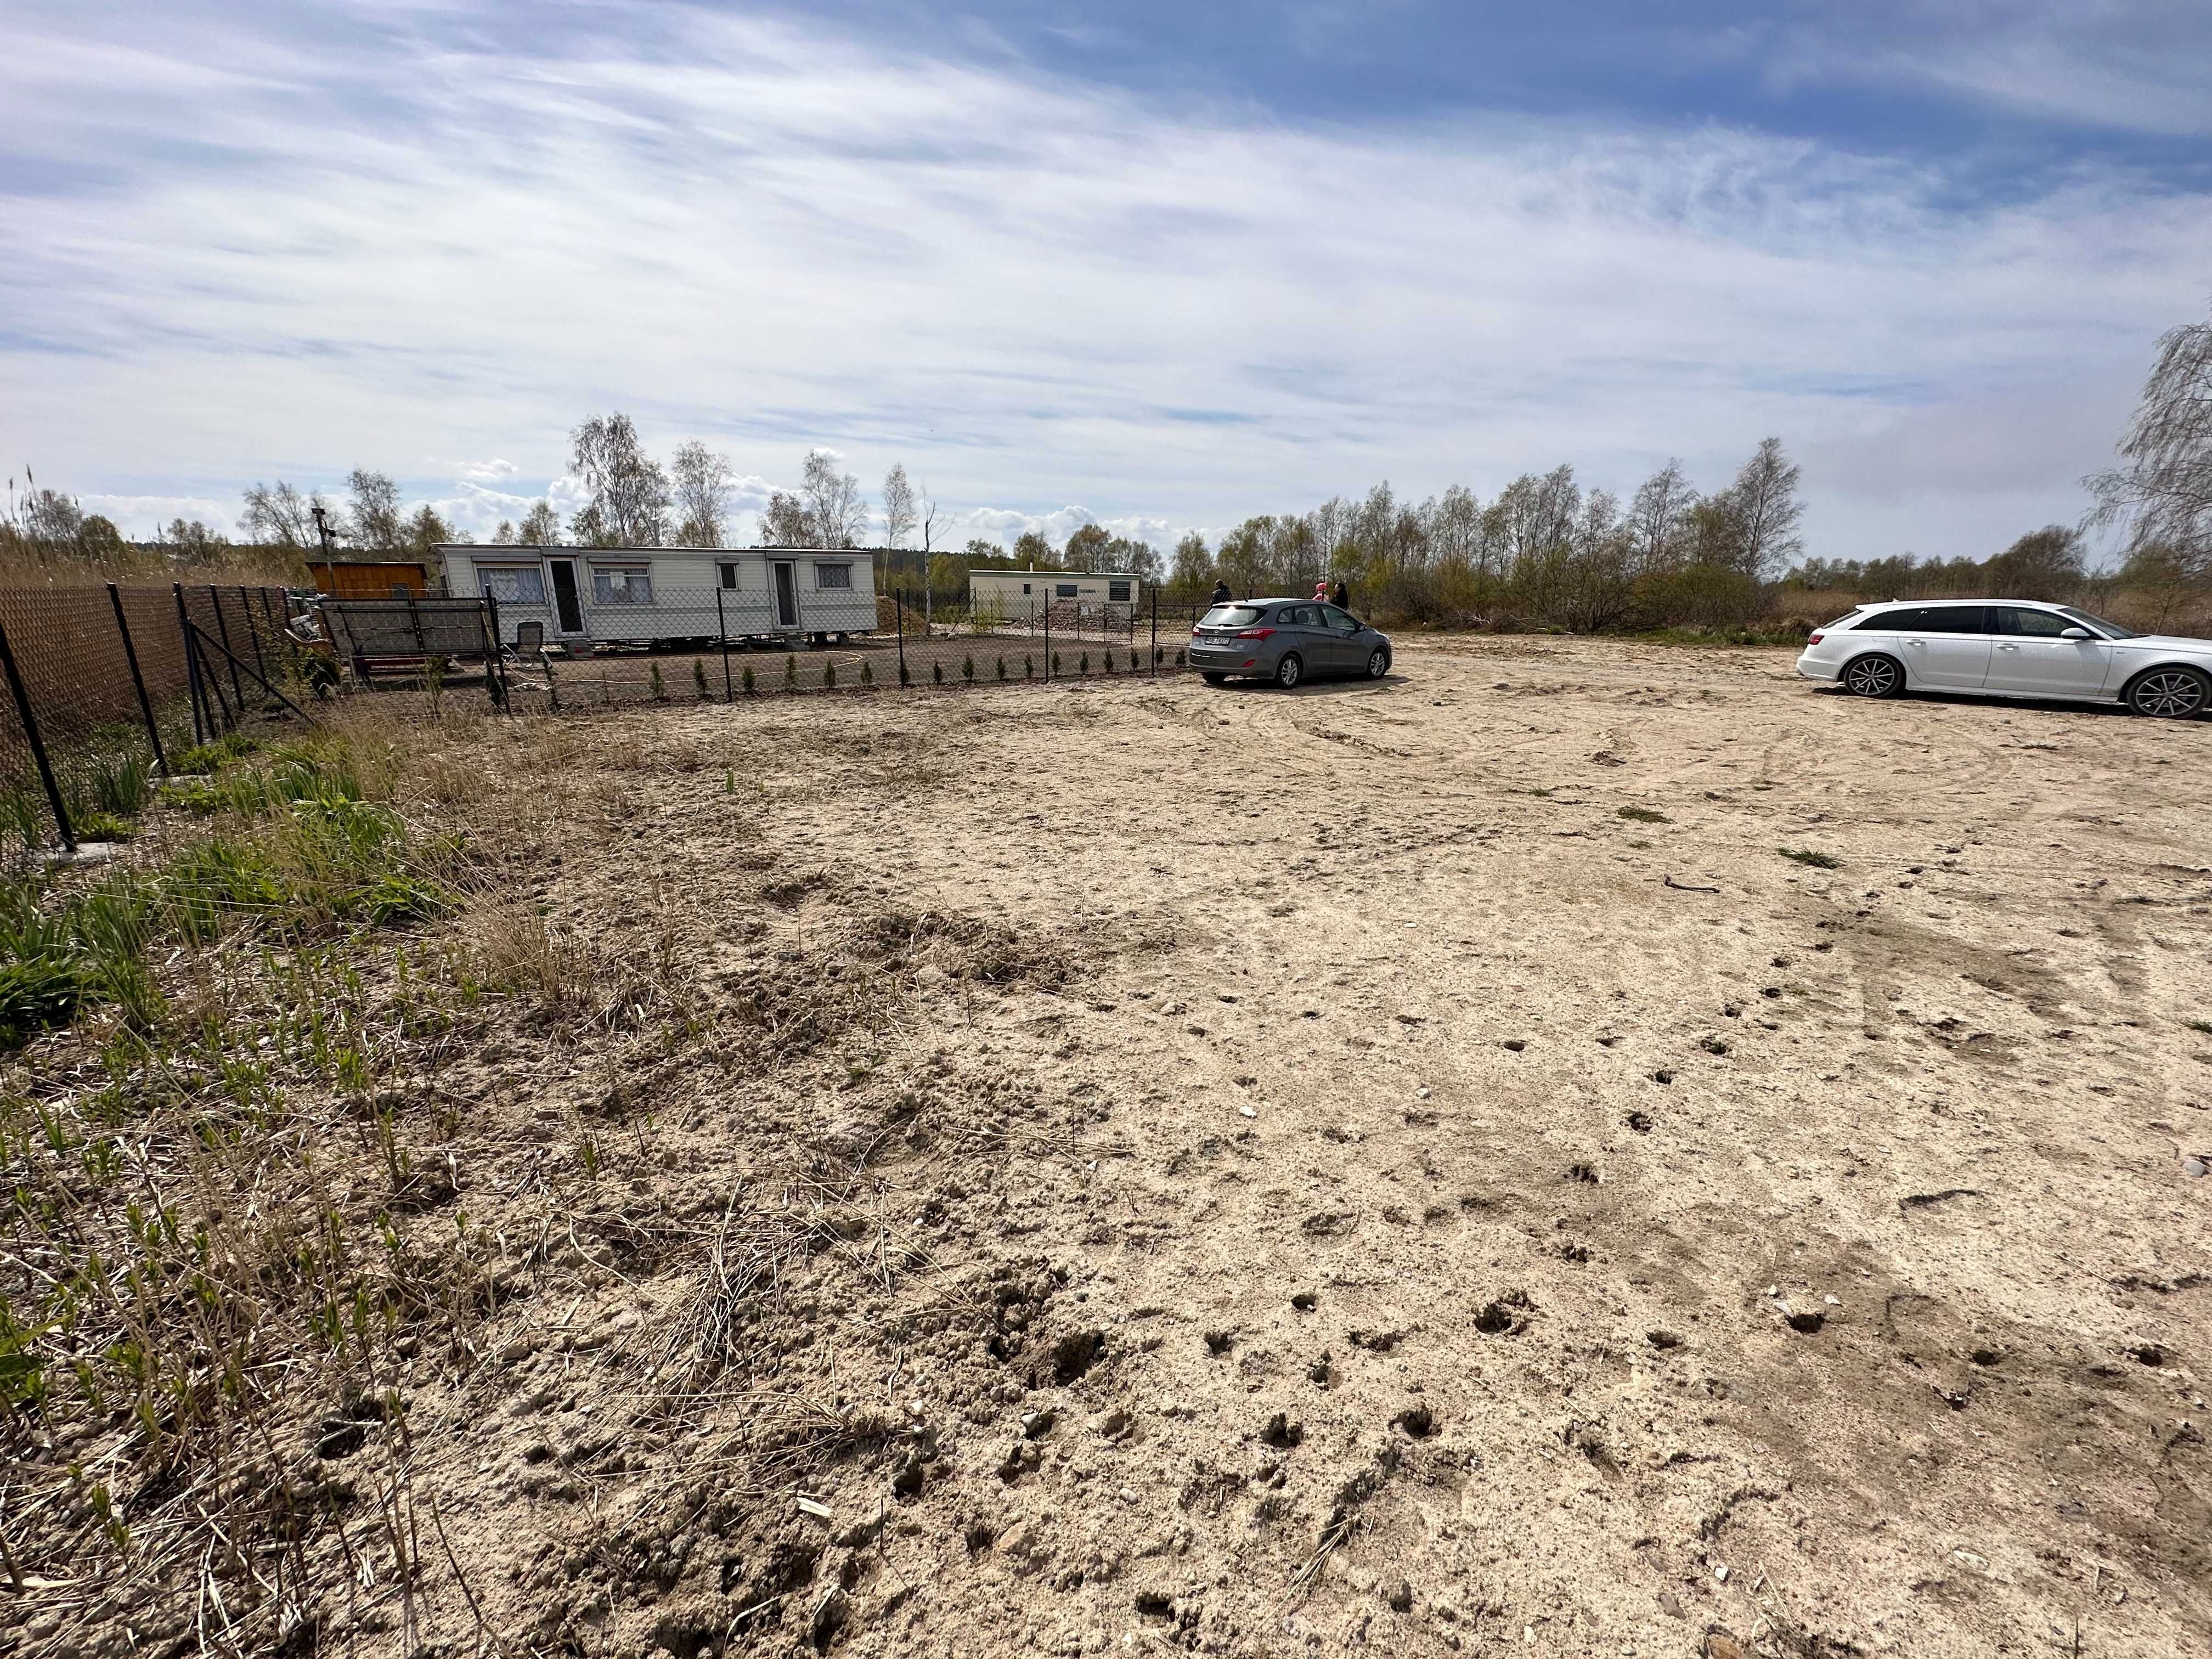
548,559,585,636
772,560,799,629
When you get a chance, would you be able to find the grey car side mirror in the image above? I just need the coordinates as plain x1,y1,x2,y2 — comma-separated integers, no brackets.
2059,627,2094,640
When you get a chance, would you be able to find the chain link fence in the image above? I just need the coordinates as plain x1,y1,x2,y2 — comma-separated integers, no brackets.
0,585,1227,855
0,583,301,854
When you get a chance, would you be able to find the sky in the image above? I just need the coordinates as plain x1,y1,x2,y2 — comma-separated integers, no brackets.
5,1,2210,563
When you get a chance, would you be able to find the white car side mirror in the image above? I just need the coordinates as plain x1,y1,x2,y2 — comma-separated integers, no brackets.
2059,627,2094,640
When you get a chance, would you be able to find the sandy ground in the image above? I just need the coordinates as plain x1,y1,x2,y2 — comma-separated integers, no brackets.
25,635,2211,1659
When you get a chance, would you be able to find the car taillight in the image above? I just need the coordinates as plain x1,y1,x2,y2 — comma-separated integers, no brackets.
1807,632,1824,645
1235,627,1276,639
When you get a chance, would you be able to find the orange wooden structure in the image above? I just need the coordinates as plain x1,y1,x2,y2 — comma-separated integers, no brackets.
309,560,432,599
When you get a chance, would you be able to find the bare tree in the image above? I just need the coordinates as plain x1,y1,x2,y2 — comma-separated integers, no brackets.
491,519,517,544
570,412,670,546
345,469,404,551
517,501,562,546
669,441,735,548
1627,459,1696,574
238,480,326,547
759,492,812,546
916,478,943,625
883,464,916,552
2086,307,2212,562
799,449,866,548
1726,437,1804,578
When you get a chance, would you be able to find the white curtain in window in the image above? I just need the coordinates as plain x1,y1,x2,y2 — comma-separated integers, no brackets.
478,566,546,604
592,568,653,605
814,563,853,590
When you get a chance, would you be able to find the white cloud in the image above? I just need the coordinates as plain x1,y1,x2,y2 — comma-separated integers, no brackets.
3,5,2208,557
452,458,518,481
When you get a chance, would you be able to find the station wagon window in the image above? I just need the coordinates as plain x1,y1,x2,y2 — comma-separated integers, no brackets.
1108,580,1131,602
1321,605,1358,630
1856,606,1985,633
814,562,853,590
1201,606,1264,627
1056,583,1079,599
718,563,738,589
590,567,653,605
1997,607,2080,637
477,565,546,605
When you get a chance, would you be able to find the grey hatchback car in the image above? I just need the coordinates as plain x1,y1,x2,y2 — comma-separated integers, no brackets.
1189,599,1393,687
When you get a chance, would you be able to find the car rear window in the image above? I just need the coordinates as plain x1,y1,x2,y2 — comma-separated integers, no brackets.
1200,606,1264,627
1854,606,1988,634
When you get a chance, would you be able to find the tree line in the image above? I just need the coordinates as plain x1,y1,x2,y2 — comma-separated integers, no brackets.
3,296,2203,628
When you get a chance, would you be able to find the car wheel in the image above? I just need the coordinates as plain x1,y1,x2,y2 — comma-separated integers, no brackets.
2126,665,2210,719
1274,653,1303,689
1842,653,1904,698
1200,672,1227,685
1365,647,1390,679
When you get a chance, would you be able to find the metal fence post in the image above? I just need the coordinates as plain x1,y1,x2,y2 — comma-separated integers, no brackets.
715,586,733,701
483,593,507,709
108,583,169,773
174,584,206,746
1150,589,1158,676
0,613,76,851
1043,596,1052,681
238,583,268,686
207,585,245,710
895,591,908,687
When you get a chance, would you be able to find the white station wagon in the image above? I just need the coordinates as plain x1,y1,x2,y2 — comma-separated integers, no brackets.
1796,600,2212,719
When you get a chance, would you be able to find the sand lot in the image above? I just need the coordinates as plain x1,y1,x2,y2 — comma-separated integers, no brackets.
30,635,2210,1658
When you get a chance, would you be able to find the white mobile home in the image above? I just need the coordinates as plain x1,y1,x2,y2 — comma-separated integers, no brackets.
435,545,878,650
968,568,1139,617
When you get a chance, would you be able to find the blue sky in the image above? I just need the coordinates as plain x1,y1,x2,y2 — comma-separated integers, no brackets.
5,1,2209,561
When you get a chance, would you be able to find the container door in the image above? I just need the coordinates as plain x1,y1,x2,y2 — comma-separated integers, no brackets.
774,561,799,628
549,559,584,634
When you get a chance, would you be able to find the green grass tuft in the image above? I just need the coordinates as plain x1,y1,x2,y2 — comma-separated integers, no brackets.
1780,847,1842,869
1617,806,1670,824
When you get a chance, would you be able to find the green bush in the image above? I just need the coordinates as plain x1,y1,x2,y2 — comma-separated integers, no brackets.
743,664,757,695
861,659,873,686
932,661,944,684
693,659,709,697
784,653,798,689
823,659,838,689
962,654,975,682
996,657,1007,681
1024,656,1034,679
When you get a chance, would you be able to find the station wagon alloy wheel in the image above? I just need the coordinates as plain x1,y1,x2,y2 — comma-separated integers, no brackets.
1275,653,1302,689
2129,667,2209,719
1843,655,1903,698
1367,648,1389,679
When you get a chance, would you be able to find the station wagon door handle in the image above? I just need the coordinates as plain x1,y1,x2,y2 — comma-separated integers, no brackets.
1995,644,2021,652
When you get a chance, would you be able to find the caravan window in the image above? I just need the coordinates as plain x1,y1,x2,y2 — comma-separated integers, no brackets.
718,563,738,590
591,567,653,605
814,563,853,590
1108,581,1131,602
478,565,546,605
1056,583,1079,599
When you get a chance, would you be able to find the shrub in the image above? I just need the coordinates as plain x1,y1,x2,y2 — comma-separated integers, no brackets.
932,661,944,684
1024,656,1034,679
693,659,709,697
861,659,873,686
823,659,837,689
784,653,798,689
650,662,667,701
962,654,975,682
1051,653,1062,675
1079,652,1090,674
996,657,1007,681
1103,651,1116,675
1617,806,1669,824
1175,648,1186,668
742,664,757,695
899,662,911,686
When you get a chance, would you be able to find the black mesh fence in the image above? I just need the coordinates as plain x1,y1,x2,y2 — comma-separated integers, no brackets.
318,590,1217,715
0,583,301,853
